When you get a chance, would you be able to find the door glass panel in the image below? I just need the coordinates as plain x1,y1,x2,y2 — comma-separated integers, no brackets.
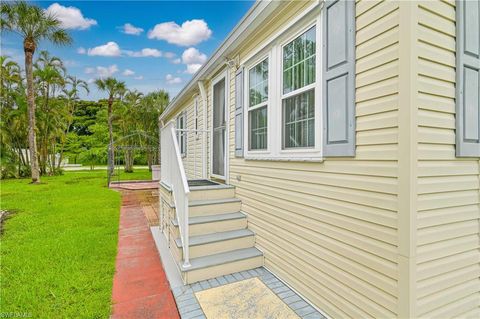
213,129,225,176
213,80,225,129
212,78,226,177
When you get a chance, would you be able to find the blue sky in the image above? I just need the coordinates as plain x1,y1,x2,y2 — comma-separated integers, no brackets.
2,1,254,100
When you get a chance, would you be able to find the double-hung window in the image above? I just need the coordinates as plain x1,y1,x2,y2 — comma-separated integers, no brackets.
243,18,321,161
282,26,316,149
248,58,269,150
176,112,187,157
239,2,355,160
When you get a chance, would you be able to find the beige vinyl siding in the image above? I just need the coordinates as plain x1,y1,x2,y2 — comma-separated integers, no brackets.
173,95,205,180
227,1,401,317
415,1,480,318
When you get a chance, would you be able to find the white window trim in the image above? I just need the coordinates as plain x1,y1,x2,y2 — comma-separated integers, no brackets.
209,70,230,181
243,14,323,162
245,54,271,154
176,111,187,158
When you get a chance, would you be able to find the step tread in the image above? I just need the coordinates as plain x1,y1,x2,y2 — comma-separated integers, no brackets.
175,229,254,248
190,184,235,191
171,212,246,227
189,198,241,207
181,247,263,271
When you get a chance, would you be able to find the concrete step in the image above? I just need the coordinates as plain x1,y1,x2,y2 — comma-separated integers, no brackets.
180,247,263,284
174,229,255,260
171,212,247,236
189,198,242,216
189,185,235,201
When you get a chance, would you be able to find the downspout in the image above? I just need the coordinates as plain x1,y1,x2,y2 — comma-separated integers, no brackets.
198,81,208,179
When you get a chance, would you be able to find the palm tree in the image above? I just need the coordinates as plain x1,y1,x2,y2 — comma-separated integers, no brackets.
142,90,169,167
0,56,22,109
35,50,65,108
0,56,29,177
1,1,72,183
57,76,89,170
34,54,66,174
94,77,126,176
118,90,143,172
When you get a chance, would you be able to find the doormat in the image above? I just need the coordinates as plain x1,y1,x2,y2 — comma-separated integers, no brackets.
195,277,300,319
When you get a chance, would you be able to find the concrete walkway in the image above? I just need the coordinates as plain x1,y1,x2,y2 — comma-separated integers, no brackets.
111,190,179,319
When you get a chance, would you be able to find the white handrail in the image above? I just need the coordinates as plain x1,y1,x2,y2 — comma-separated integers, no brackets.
161,121,191,268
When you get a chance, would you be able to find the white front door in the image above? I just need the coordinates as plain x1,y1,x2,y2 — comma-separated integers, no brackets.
212,76,227,179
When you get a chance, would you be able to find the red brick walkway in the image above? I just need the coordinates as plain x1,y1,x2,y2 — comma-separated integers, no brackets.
111,190,179,319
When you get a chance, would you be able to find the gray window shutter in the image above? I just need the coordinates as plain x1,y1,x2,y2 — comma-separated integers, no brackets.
322,0,356,157
235,67,244,157
456,0,480,157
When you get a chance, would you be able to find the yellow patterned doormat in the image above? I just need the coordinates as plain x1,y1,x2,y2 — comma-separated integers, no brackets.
195,277,300,319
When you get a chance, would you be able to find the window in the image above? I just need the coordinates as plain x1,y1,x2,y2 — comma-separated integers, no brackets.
282,26,316,149
248,58,268,150
176,112,187,156
242,19,322,161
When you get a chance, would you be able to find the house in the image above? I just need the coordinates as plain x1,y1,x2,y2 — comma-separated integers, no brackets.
158,0,480,318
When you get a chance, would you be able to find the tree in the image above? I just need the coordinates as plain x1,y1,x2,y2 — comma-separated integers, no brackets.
1,1,72,183
94,77,126,176
117,90,143,173
141,90,169,168
34,52,66,174
0,56,29,177
57,76,89,169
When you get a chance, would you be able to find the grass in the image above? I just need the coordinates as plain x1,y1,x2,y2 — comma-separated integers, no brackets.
0,170,147,318
112,168,152,181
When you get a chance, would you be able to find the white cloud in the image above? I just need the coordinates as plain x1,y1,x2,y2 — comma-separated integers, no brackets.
172,58,181,64
134,75,144,80
181,47,207,74
148,19,212,46
126,48,162,58
84,65,119,78
182,47,207,64
77,47,86,54
166,74,182,84
186,64,202,74
45,3,97,30
121,23,144,35
163,52,176,59
123,69,135,76
87,42,122,57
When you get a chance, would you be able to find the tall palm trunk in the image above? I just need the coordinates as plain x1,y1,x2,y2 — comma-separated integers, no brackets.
107,97,114,176
24,38,40,183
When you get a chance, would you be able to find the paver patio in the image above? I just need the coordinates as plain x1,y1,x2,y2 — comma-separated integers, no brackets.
171,267,326,319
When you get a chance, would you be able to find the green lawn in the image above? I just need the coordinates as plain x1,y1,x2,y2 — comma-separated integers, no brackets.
0,170,148,318
113,168,153,181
